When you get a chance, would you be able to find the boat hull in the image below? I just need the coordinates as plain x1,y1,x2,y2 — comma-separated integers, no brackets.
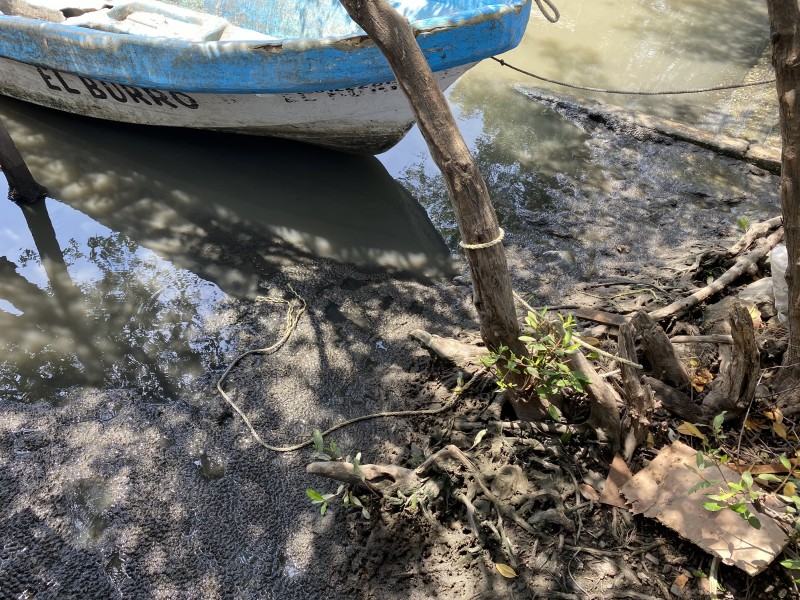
0,55,471,153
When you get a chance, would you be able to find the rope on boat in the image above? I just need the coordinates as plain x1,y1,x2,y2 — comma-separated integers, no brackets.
460,228,505,250
534,0,560,23
491,57,777,96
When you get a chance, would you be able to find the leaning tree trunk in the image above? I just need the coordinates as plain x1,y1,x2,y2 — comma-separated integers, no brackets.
337,2,529,370
767,0,800,371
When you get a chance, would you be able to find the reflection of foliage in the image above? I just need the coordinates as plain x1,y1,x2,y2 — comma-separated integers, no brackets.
397,83,596,247
0,229,225,404
17,248,38,268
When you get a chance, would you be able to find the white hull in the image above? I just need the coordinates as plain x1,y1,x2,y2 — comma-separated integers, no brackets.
0,56,470,152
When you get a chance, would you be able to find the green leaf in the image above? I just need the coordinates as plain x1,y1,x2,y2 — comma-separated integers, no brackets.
712,411,727,434
741,471,753,488
306,489,324,502
703,502,725,512
746,514,761,529
361,507,370,519
781,455,793,471
328,440,342,459
548,403,561,422
781,559,800,570
729,502,747,514
320,502,327,516
687,480,713,495
312,429,324,452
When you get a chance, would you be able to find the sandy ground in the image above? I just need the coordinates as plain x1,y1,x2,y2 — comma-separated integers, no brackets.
0,81,787,600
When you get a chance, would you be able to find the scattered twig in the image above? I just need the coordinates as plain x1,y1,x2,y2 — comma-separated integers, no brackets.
669,334,734,344
648,227,784,321
727,215,782,256
417,445,536,534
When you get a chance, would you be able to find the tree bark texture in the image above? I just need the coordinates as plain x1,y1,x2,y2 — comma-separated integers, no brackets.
767,0,800,367
631,310,691,390
619,322,654,462
701,303,760,417
336,0,524,359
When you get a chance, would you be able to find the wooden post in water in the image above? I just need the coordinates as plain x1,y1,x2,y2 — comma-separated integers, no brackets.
0,117,46,203
336,0,528,366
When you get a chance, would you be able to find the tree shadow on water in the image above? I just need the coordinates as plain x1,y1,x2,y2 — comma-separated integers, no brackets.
0,97,484,599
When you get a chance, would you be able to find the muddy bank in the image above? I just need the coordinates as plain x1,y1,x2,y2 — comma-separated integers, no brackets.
0,97,785,600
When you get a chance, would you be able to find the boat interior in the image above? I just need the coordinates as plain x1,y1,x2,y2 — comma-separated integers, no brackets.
0,0,280,40
0,0,472,42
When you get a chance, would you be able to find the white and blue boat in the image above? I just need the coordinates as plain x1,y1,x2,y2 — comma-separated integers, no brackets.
0,0,532,153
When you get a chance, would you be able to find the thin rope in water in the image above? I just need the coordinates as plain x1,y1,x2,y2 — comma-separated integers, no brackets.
216,287,479,453
492,57,776,96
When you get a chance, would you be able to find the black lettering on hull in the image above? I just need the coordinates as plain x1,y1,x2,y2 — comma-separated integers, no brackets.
35,67,199,110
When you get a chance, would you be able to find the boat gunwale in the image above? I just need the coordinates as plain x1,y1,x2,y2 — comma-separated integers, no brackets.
0,0,532,94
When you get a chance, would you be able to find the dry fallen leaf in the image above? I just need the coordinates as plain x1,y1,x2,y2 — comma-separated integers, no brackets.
784,482,797,497
744,416,767,432
677,421,707,442
774,421,788,440
495,563,517,578
765,408,784,424
578,483,601,502
691,368,714,393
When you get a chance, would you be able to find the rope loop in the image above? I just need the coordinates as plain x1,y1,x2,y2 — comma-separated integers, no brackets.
460,227,505,250
534,0,560,23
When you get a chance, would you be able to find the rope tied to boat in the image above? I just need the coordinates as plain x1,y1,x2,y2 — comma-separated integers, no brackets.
535,0,560,23
460,227,505,250
491,57,776,95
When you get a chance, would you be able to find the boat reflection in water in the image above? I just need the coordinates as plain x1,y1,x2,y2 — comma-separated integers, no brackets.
0,96,454,292
0,97,453,403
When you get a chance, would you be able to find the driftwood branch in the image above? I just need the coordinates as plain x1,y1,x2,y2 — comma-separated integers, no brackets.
631,310,691,390
669,335,734,345
409,329,486,372
619,322,655,462
728,216,783,256
568,350,622,455
306,461,423,496
649,227,784,321
701,302,760,418
644,376,709,423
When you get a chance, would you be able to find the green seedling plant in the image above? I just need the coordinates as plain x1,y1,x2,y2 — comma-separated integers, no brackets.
306,429,370,519
686,412,764,529
480,309,588,420
685,410,800,569
736,216,751,232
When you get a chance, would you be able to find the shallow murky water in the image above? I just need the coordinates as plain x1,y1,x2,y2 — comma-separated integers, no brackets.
0,0,778,415
379,0,776,246
0,2,782,597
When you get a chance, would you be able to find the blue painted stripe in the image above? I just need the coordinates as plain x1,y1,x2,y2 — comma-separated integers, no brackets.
0,0,531,94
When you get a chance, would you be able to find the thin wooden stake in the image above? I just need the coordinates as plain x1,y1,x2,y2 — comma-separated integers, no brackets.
336,0,526,364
